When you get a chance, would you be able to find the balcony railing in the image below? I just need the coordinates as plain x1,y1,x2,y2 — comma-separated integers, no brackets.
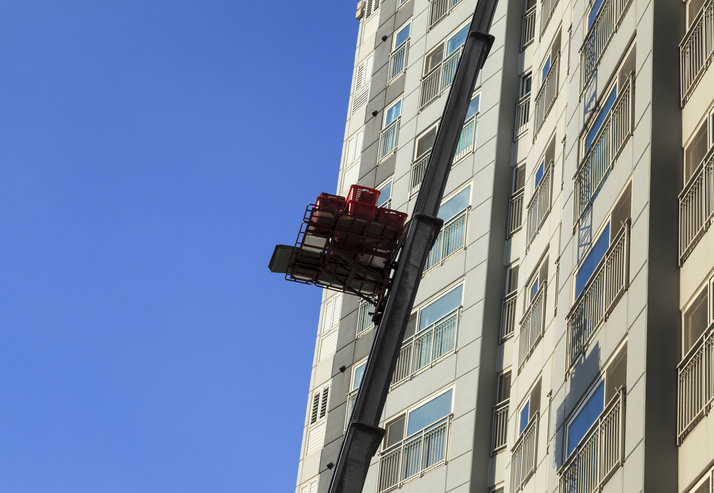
344,388,358,431
392,308,460,386
508,190,524,237
378,118,400,161
574,74,633,226
410,152,430,196
511,413,538,493
580,0,633,91
540,0,559,35
491,400,509,453
534,54,559,136
389,42,409,82
420,47,462,109
514,94,531,138
429,0,461,28
500,291,518,342
518,284,546,368
566,223,630,370
521,5,536,49
559,389,625,493
357,300,376,336
425,209,468,270
677,323,714,444
526,163,553,245
454,114,477,162
378,415,452,492
679,147,714,264
681,0,714,104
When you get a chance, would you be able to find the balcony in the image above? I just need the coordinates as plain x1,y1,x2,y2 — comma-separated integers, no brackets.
429,0,461,28
574,74,633,226
491,400,509,453
526,163,553,245
566,223,630,370
521,5,536,50
679,147,714,264
420,47,462,109
540,0,558,35
514,94,531,139
425,208,468,270
500,291,518,342
392,307,460,387
559,389,625,493
681,0,714,104
677,322,714,444
511,413,538,493
508,190,524,237
378,415,452,492
378,117,400,161
580,0,633,91
534,54,559,136
518,284,546,368
389,42,409,82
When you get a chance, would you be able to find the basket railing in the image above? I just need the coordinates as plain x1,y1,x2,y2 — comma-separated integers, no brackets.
344,388,359,431
389,41,409,82
356,300,376,336
521,5,536,49
425,209,468,270
511,413,539,493
410,152,431,196
566,222,630,370
378,415,452,492
491,400,509,453
378,117,401,161
677,322,714,443
534,53,559,136
500,291,518,342
540,0,559,35
508,189,524,236
680,0,714,105
558,388,625,493
526,163,553,245
429,0,461,28
420,47,463,109
514,93,531,138
518,284,546,368
454,114,477,162
679,147,714,264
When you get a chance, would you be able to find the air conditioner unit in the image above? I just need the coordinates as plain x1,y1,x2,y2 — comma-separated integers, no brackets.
355,1,365,20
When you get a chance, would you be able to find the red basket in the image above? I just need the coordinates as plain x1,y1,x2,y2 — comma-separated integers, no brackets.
347,200,377,219
347,185,380,206
315,193,346,212
376,207,408,227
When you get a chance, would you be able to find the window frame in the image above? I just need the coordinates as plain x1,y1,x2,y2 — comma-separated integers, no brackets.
351,358,368,392
376,177,393,208
384,97,403,127
414,122,439,159
520,71,532,98
393,20,412,49
423,21,470,75
516,379,540,437
383,386,455,450
411,282,464,335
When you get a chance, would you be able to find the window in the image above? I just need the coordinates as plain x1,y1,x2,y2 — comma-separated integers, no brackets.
357,300,376,336
343,129,364,169
541,55,551,82
318,295,342,361
415,125,437,159
684,107,714,183
384,389,453,448
352,55,373,113
507,264,519,295
310,384,330,425
565,344,626,456
299,478,318,493
518,379,541,436
455,94,480,160
394,22,411,48
385,99,402,126
587,0,605,30
426,185,471,269
687,0,708,28
424,24,469,75
364,0,380,19
683,288,709,356
520,72,532,97
389,21,411,80
351,360,367,392
376,179,392,208
525,260,548,309
379,98,402,160
421,23,470,108
585,86,618,151
514,165,526,193
497,370,512,403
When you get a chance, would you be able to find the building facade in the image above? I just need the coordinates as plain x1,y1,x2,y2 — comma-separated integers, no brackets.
295,0,714,492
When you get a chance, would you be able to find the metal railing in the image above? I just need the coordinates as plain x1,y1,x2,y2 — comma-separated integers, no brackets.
500,291,518,342
454,115,477,162
378,117,401,161
420,47,463,109
392,308,461,386
541,0,559,35
679,147,714,264
511,413,539,493
425,209,468,269
344,388,358,431
681,0,714,104
491,400,509,453
514,94,531,138
518,284,546,368
574,74,633,226
559,388,625,493
566,223,630,370
526,163,553,245
410,152,431,196
357,300,376,336
521,6,536,49
677,323,714,444
378,415,452,492
508,190,524,236
429,0,462,28
581,0,633,91
534,54,559,136
389,41,409,82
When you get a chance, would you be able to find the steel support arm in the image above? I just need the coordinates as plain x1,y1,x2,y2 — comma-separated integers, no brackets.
327,1,498,492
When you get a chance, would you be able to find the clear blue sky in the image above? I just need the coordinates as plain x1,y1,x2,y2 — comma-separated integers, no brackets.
0,2,357,491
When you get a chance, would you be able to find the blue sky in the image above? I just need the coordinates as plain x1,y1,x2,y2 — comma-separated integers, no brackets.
0,2,357,491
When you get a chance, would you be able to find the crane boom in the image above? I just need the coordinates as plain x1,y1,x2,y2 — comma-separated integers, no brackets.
327,1,499,491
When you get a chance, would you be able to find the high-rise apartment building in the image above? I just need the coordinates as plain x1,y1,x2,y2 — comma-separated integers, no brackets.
294,0,714,492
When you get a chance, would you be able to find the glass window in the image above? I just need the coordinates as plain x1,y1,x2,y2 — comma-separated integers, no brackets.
407,389,453,435
419,285,463,330
352,361,367,391
521,73,532,97
535,160,545,187
437,185,471,221
566,382,604,455
446,25,469,55
588,0,605,29
541,56,551,82
575,223,610,297
377,181,392,207
498,371,512,402
519,401,530,434
385,100,402,126
395,23,411,47
416,126,437,157
529,278,539,301
586,87,618,150
386,416,405,447
466,95,480,120
425,47,444,73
